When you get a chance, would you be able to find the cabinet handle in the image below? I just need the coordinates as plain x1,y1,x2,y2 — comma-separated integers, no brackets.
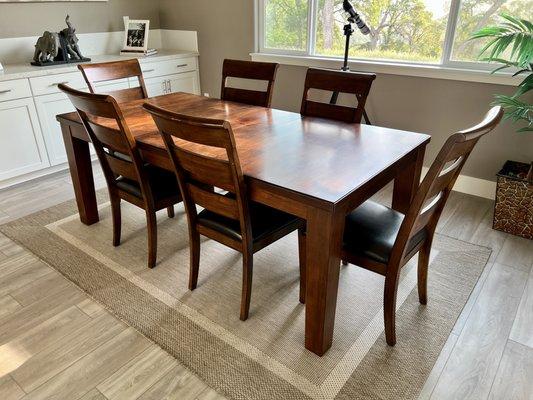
50,81,69,87
167,80,171,93
0,89,12,94
176,64,188,68
143,69,155,73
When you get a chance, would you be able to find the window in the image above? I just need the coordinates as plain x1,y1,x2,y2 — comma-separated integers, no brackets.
258,0,532,68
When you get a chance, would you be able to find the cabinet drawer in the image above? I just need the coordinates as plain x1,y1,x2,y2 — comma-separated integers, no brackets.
140,57,197,78
30,72,87,96
0,79,32,102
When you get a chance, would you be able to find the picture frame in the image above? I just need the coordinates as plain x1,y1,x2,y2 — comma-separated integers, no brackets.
123,18,150,52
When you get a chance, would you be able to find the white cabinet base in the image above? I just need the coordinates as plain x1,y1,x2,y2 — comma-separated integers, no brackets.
0,98,49,182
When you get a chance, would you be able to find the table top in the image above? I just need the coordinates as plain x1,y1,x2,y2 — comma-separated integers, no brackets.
60,92,430,205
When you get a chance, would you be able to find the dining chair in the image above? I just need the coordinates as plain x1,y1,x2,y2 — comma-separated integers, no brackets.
221,59,279,108
144,103,307,320
78,59,149,102
341,106,504,346
300,68,376,123
59,84,182,269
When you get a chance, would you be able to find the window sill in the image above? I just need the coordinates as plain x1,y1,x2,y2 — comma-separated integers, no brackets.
250,53,521,86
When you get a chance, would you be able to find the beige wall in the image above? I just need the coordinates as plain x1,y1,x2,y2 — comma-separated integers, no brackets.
160,0,532,182
0,0,161,38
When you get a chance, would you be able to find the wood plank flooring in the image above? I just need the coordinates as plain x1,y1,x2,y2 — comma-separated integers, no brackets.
0,165,531,400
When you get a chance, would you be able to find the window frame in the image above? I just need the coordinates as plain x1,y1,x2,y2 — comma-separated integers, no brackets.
255,0,512,73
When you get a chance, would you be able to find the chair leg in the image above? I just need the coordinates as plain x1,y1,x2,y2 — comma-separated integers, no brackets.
110,196,121,247
167,205,175,219
298,228,306,304
240,251,253,321
188,229,201,290
418,241,431,305
146,209,157,269
383,273,400,346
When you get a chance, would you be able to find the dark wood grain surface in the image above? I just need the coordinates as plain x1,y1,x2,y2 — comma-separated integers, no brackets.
61,92,429,205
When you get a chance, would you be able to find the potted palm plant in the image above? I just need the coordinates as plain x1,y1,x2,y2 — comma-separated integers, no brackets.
471,14,532,239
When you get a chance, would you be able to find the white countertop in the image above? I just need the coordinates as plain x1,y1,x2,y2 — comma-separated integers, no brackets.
0,50,198,82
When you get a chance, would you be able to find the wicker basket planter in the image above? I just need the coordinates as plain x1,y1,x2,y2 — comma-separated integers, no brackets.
493,161,533,240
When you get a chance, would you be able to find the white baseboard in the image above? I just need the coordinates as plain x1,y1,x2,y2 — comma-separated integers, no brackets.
422,167,496,200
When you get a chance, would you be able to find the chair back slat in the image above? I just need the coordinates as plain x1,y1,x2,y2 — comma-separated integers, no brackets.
301,68,376,123
412,192,444,233
222,88,269,108
99,87,146,103
144,103,253,247
425,156,465,200
104,152,137,181
86,121,131,154
78,59,148,102
188,184,240,220
391,106,504,264
175,149,236,192
221,59,279,108
59,83,152,200
303,101,359,123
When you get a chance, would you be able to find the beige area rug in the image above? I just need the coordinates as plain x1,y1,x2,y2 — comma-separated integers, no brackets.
0,193,491,400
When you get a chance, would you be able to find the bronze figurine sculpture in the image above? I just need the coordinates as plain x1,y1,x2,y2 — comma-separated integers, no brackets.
32,15,90,66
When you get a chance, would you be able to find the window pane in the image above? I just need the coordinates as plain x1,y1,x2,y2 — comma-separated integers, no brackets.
452,0,533,62
314,0,449,63
264,0,309,51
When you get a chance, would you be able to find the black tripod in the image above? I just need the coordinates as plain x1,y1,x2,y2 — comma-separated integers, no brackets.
329,21,372,124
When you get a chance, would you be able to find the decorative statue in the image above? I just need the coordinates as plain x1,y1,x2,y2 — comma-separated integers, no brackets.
31,15,90,66
33,31,60,63
59,15,85,60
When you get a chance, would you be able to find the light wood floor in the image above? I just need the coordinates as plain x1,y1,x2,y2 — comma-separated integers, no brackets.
0,165,531,400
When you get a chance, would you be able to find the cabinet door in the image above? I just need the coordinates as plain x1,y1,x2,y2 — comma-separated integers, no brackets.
34,92,77,165
167,72,200,95
0,98,49,181
34,82,128,166
143,76,168,98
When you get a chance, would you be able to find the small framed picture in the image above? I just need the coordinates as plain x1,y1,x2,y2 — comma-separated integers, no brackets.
123,19,150,52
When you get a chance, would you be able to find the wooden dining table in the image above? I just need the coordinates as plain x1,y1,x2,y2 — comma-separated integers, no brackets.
57,92,430,356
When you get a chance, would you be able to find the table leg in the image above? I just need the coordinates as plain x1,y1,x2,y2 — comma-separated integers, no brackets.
392,146,426,214
305,206,345,356
61,124,99,225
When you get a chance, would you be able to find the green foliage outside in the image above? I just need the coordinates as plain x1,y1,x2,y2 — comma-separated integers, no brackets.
264,0,532,63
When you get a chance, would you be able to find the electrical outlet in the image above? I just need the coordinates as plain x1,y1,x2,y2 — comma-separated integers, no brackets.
203,93,210,97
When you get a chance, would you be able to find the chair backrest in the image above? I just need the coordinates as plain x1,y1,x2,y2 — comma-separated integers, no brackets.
78,59,148,102
300,68,376,123
58,83,153,202
391,106,504,264
221,59,279,108
144,103,253,248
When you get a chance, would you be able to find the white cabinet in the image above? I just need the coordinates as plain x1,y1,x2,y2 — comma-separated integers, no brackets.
143,71,200,98
0,98,49,181
34,81,129,165
167,71,200,95
143,76,169,98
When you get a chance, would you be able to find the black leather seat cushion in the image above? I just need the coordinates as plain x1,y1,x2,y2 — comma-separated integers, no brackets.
198,197,301,244
115,165,180,202
343,201,427,264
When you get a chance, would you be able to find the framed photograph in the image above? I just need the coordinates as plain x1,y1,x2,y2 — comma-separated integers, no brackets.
123,19,150,52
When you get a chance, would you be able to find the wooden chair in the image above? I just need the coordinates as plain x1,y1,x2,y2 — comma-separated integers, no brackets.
144,103,306,320
341,107,504,345
300,68,376,123
59,84,182,269
78,59,148,102
221,59,279,108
